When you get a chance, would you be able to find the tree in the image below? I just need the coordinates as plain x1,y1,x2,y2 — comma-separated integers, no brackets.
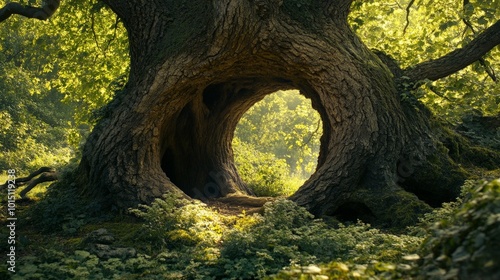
0,0,74,173
0,0,128,173
3,0,500,226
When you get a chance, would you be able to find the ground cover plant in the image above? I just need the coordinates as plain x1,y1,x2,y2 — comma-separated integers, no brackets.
1,179,499,279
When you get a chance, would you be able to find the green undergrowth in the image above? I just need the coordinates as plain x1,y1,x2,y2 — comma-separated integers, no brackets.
233,139,304,197
274,179,500,279
1,180,499,279
20,168,106,235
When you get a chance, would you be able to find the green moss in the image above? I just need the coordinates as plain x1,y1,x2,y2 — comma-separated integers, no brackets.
81,219,144,248
399,139,468,207
352,188,433,229
462,146,500,170
440,126,500,170
386,191,433,228
421,150,468,185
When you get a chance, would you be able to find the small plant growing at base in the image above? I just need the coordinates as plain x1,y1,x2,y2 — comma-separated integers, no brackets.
129,193,226,252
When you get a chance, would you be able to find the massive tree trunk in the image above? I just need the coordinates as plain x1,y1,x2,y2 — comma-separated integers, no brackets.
76,0,498,226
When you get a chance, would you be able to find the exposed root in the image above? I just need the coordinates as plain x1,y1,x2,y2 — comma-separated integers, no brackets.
207,194,276,216
1,167,58,198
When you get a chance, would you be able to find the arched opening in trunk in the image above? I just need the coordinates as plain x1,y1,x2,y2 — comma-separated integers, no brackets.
159,78,329,201
232,89,322,197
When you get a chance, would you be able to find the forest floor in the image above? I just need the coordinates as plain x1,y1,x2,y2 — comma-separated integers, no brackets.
206,194,276,215
0,192,275,257
0,164,500,280
2,174,500,279
207,200,262,215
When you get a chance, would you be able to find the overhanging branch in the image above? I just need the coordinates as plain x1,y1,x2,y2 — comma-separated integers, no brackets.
0,0,60,23
402,20,500,83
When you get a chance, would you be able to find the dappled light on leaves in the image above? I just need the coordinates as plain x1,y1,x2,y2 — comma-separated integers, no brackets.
233,90,322,197
0,0,499,279
0,0,129,172
350,0,500,122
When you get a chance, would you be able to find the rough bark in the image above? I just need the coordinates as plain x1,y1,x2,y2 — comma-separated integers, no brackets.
75,0,498,227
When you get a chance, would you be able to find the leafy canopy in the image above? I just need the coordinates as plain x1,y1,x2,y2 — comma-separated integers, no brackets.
0,0,128,172
350,0,500,122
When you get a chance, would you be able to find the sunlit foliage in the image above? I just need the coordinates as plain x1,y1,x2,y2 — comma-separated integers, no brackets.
273,179,500,279
48,0,129,124
350,0,500,122
129,193,226,252
0,0,128,172
418,179,500,279
13,179,500,279
9,195,423,279
233,138,294,196
233,90,322,195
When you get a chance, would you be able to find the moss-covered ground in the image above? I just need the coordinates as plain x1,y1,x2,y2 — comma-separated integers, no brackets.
1,176,499,279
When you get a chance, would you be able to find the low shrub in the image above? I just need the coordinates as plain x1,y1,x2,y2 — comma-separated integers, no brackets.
418,179,500,279
219,199,422,279
9,179,500,279
233,139,294,196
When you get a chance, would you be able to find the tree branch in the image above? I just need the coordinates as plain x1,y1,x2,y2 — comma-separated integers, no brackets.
403,0,416,34
0,0,60,23
402,20,500,84
1,167,58,198
19,171,58,198
461,0,497,82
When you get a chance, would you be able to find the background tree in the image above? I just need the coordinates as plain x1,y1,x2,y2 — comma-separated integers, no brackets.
233,89,322,196
0,0,129,171
235,90,321,176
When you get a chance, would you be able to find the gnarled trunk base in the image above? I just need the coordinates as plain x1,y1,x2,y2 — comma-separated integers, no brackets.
76,0,467,227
